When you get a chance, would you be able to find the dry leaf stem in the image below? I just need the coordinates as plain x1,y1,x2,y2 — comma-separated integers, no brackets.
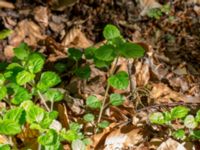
97,57,119,123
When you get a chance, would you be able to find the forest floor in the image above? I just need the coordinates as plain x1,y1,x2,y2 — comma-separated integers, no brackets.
0,0,200,149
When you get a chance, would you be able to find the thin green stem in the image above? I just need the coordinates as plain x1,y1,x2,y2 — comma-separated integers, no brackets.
97,57,119,123
50,100,54,111
37,90,50,112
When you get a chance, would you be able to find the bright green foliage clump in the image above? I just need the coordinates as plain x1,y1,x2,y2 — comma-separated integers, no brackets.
149,106,200,141
147,4,171,19
0,24,145,149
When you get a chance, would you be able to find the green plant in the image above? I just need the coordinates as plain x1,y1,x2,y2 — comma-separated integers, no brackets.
0,24,145,149
0,43,89,149
83,24,144,126
149,106,200,141
147,4,171,19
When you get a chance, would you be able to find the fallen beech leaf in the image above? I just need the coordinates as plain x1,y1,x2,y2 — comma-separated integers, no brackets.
0,1,15,9
62,27,93,49
9,20,46,46
139,0,162,16
105,127,143,149
4,45,14,59
34,6,48,27
157,138,186,150
135,58,150,87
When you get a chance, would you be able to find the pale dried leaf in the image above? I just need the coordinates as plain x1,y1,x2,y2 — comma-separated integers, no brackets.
139,0,162,16
104,127,143,150
0,1,15,9
9,20,46,46
135,58,150,86
62,27,93,49
157,138,186,150
4,45,14,59
34,6,48,27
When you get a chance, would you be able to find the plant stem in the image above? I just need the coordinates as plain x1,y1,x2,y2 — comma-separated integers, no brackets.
97,57,119,123
37,90,50,112
127,59,135,100
50,100,54,111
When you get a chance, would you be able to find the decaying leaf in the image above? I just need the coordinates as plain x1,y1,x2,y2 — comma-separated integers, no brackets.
139,0,162,16
62,27,93,49
157,138,186,150
9,20,46,46
105,127,143,150
33,6,49,27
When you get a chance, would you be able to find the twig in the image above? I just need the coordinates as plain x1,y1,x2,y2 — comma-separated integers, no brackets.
136,102,200,113
97,57,119,123
127,59,135,100
37,91,50,112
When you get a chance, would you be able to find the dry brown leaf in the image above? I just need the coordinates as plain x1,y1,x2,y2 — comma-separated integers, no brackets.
9,20,46,47
0,135,8,144
4,45,14,59
0,1,15,9
34,6,49,27
135,58,150,87
62,27,93,49
87,123,117,150
139,0,162,16
157,138,186,150
150,83,185,103
104,127,143,150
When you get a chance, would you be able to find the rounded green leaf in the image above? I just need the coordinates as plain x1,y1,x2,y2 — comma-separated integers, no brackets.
4,107,25,125
195,110,200,122
44,88,64,102
118,42,145,58
75,65,91,79
84,47,97,59
37,71,61,91
110,93,125,106
0,29,13,40
171,106,189,120
184,115,198,129
94,45,115,62
83,113,95,122
72,139,86,150
0,86,7,101
61,129,79,142
54,62,67,73
16,70,35,85
108,71,129,90
38,129,58,146
149,112,165,125
68,48,82,61
172,129,185,140
13,43,30,60
10,84,32,105
0,120,21,135
0,144,10,150
39,111,58,129
26,104,45,124
98,120,110,128
190,130,200,139
86,96,101,109
0,74,5,85
94,58,111,68
103,24,121,40
26,52,45,73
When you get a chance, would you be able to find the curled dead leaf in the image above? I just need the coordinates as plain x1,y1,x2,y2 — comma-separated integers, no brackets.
62,27,93,49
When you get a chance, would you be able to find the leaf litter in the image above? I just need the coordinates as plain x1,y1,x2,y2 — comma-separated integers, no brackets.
0,0,200,149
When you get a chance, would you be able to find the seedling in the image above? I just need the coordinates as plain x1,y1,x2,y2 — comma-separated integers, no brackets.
0,24,145,149
149,106,200,141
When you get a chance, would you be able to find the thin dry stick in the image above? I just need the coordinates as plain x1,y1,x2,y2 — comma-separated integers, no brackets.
97,57,119,123
37,91,50,112
127,59,135,100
